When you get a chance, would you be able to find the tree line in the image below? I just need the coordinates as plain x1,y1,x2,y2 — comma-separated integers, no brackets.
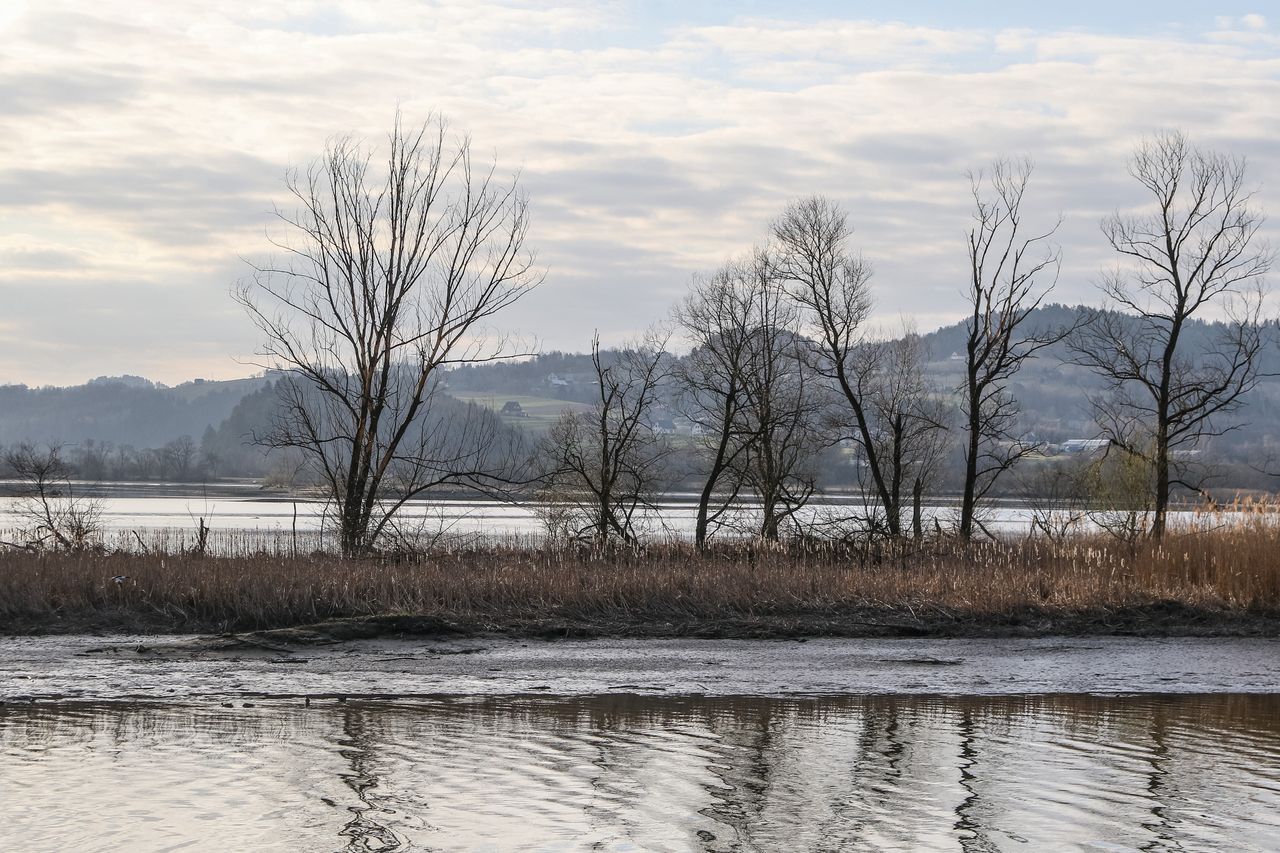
229,120,1273,555
0,435,215,484
535,137,1271,547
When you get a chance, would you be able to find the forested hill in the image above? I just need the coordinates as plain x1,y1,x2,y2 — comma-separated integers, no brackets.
0,375,269,448
440,302,1280,460
915,303,1280,375
3,304,1278,481
444,303,1280,407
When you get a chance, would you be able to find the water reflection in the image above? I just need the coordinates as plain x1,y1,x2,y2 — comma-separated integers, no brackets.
3,694,1278,851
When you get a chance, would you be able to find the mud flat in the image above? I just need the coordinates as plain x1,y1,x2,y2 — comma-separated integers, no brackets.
1,635,1277,703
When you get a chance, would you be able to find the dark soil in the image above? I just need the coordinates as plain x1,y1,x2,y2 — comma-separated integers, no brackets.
8,601,1276,645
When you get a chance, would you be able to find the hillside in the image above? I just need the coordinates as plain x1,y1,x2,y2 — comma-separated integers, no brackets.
438,304,1280,458
0,375,271,449
2,305,1277,486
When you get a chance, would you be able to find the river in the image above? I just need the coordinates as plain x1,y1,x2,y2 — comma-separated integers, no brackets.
2,637,1278,851
3,485,1276,850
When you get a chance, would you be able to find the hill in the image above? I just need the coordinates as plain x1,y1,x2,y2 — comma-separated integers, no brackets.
0,375,271,449
2,305,1278,487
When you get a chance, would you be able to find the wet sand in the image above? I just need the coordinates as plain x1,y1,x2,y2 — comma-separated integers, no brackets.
2,635,1277,702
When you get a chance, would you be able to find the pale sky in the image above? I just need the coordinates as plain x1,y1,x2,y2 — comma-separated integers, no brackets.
1,1,1277,386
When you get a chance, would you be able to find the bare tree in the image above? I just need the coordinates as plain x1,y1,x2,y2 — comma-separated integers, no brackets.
235,115,542,556
1018,456,1092,541
160,435,198,481
539,331,671,544
672,250,769,547
772,197,907,536
1070,131,1273,539
3,444,103,552
728,259,826,541
861,328,950,540
957,159,1065,540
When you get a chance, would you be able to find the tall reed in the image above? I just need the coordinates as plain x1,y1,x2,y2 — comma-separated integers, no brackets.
1,502,1277,634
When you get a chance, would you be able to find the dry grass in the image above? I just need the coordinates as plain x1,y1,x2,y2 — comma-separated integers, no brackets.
1,505,1278,636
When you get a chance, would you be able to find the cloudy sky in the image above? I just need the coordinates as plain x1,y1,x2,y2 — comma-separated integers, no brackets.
1,1,1277,385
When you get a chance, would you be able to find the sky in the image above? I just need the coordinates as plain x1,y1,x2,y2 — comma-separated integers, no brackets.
1,1,1278,386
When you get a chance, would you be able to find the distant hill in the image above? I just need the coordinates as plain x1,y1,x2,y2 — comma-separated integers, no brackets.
2,304,1277,487
444,350,604,404
440,304,1280,466
0,375,271,448
199,377,528,480
914,304,1280,452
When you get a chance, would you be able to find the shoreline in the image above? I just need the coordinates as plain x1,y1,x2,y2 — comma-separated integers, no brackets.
3,634,1278,703
5,602,1280,643
5,530,1278,643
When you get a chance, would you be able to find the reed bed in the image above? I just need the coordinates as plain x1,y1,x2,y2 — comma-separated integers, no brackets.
1,504,1278,636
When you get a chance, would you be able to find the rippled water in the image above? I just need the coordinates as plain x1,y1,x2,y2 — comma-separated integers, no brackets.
3,694,1278,851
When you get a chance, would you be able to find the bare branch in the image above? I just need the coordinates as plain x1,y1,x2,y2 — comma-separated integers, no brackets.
1070,130,1274,539
234,113,543,555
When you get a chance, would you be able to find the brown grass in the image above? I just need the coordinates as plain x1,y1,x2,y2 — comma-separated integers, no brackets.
2,507,1278,637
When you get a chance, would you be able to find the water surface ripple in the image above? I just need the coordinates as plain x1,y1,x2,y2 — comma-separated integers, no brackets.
3,694,1278,851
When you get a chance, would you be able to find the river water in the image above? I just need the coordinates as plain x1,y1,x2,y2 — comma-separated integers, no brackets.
3,693,1277,852
3,484,1276,850
0,481,993,538
0,481,1227,551
3,637,1279,851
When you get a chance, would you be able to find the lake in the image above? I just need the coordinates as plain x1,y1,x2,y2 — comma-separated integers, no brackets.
3,693,1277,851
0,481,1222,552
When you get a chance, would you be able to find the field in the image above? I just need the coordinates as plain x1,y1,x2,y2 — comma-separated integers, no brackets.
449,392,594,432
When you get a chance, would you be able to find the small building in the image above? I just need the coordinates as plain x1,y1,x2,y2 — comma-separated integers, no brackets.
500,400,527,418
672,416,697,435
651,417,676,434
1059,438,1110,454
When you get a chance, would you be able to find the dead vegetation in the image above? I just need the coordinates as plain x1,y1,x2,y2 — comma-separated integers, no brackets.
2,503,1278,637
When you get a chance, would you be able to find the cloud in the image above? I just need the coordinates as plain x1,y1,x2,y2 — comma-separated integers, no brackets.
0,243,90,273
0,1,1276,385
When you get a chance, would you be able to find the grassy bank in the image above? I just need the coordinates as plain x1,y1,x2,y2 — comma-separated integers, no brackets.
2,516,1279,639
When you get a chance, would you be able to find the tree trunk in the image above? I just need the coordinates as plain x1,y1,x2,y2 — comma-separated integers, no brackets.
695,400,737,550
912,476,925,541
888,416,904,537
1152,424,1170,540
761,495,780,541
339,497,367,557
959,377,981,541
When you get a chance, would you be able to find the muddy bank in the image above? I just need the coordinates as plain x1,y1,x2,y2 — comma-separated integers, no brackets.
6,601,1280,642
2,635,1278,702
246,603,1280,644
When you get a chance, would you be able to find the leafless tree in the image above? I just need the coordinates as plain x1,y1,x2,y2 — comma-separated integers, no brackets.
3,443,103,552
672,250,769,547
160,435,198,481
772,197,907,536
1018,456,1092,541
235,115,542,555
539,331,671,544
1071,131,1273,539
958,158,1065,540
727,260,826,541
861,328,951,540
